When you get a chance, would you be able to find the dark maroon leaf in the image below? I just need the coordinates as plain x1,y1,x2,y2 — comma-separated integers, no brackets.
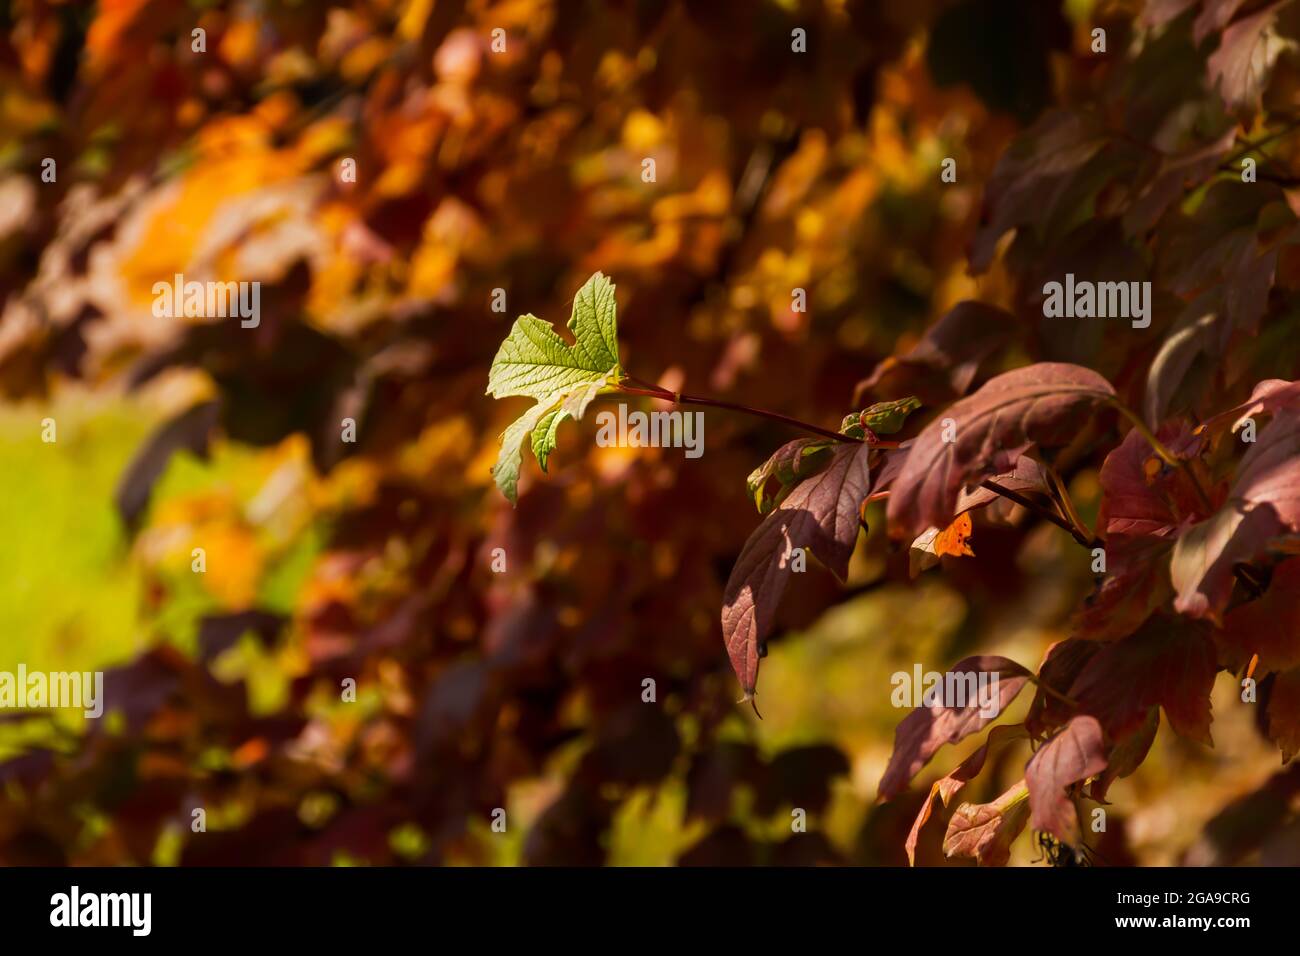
1124,130,1239,236
854,301,1019,405
1158,180,1286,334
1264,665,1300,761
1067,615,1218,745
1220,557,1300,673
1098,420,1209,538
970,111,1111,273
1074,534,1174,641
1093,707,1161,801
867,441,912,502
1025,639,1102,737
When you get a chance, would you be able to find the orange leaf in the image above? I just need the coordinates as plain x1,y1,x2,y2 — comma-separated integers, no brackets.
933,511,975,558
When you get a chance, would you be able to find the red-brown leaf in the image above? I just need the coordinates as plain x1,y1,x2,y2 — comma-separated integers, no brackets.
1025,638,1102,737
1220,558,1300,673
1093,707,1160,801
1097,421,1210,538
1025,715,1108,846
943,780,1031,867
878,655,1031,800
887,362,1116,538
1074,535,1175,641
1173,407,1300,619
1067,615,1218,746
905,724,1026,865
722,442,871,697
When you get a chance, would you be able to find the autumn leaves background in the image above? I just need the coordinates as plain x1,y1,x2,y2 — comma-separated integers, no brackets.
2,0,1300,865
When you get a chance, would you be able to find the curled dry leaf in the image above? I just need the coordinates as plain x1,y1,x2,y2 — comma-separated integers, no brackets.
909,512,975,578
906,723,1027,865
943,779,1032,867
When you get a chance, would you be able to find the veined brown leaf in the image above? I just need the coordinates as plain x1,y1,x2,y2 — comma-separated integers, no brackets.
905,724,1027,866
943,780,1031,867
722,441,871,699
1025,715,1108,846
887,362,1116,538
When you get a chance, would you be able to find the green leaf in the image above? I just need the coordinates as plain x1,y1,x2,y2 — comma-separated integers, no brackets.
494,397,563,505
569,271,620,372
486,272,623,400
529,374,611,475
487,273,624,503
746,438,836,514
531,408,569,473
840,397,922,438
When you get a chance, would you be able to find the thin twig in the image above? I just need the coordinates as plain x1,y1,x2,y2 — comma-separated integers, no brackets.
981,479,1099,549
613,381,861,445
1029,676,1081,711
1221,117,1300,171
1045,464,1096,547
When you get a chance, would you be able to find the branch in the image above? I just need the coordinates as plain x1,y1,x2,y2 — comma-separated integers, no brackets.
980,479,1099,549
1028,676,1080,712
1222,117,1300,170
612,379,895,447
1044,464,1096,548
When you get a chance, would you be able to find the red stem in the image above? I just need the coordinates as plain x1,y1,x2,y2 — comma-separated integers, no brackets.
614,381,864,446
